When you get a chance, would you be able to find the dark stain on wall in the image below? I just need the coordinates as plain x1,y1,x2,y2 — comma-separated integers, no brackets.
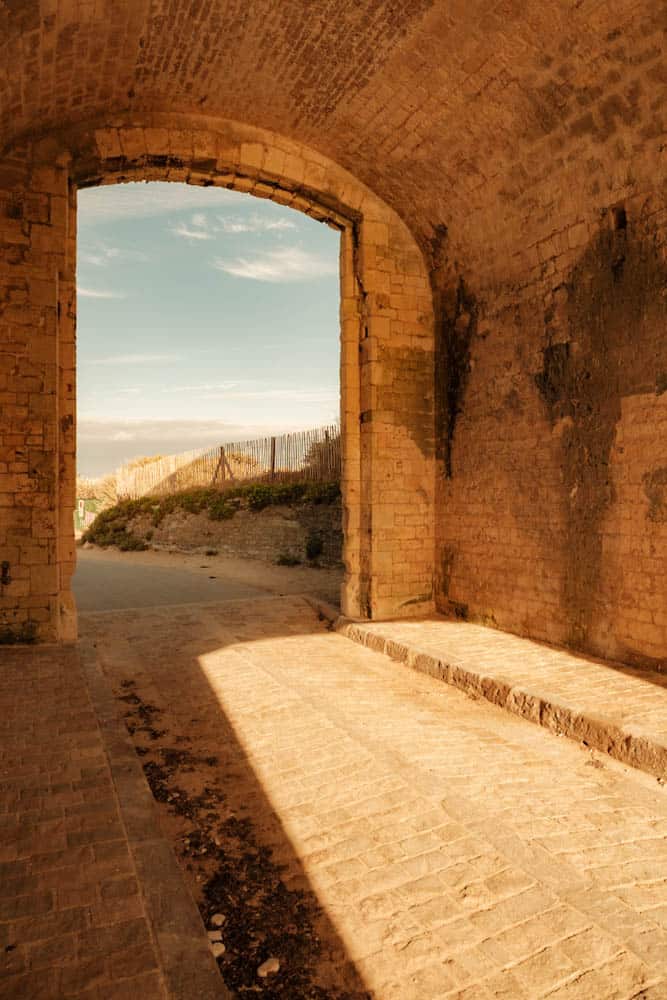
375,341,435,459
439,543,456,598
435,278,478,478
534,342,571,408
536,212,667,649
643,467,667,523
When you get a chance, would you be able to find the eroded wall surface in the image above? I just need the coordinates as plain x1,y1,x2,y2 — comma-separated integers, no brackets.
434,12,667,665
437,203,667,666
0,0,665,659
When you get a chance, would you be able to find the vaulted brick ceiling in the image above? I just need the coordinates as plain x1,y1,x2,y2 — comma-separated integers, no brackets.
1,0,665,255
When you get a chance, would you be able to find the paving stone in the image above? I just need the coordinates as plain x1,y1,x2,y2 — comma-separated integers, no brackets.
81,595,667,997
0,645,208,1000
338,615,667,779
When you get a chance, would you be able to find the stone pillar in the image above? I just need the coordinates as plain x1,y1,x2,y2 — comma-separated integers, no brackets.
339,228,364,618
0,144,75,642
342,212,436,620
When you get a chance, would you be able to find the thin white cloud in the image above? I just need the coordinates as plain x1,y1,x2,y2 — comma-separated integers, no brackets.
78,182,245,225
159,382,336,403
172,211,296,241
171,223,213,241
264,219,297,231
85,354,182,366
78,286,126,300
78,417,304,443
204,387,338,403
77,417,296,475
162,382,240,393
81,250,114,267
216,214,297,234
80,244,149,267
214,246,336,283
218,220,252,234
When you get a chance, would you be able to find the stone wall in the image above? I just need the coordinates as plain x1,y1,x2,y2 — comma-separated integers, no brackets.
127,502,343,568
0,116,435,639
0,145,76,642
2,1,666,661
436,196,667,669
434,16,667,668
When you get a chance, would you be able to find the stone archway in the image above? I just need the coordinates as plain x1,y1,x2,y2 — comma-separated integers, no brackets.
0,114,436,641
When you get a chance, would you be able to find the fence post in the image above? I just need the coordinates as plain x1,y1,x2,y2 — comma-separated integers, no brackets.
115,424,339,498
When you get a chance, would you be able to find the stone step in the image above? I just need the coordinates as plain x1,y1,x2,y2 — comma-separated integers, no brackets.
324,608,667,782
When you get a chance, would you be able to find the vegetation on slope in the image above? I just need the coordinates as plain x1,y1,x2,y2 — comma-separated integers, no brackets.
81,480,341,550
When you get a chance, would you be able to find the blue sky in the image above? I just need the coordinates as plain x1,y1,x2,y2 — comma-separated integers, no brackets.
77,183,341,477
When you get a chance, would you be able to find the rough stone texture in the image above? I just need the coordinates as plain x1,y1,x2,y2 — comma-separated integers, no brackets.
335,613,667,780
427,7,667,666
127,501,343,567
0,116,435,639
0,642,225,999
436,187,667,668
81,595,667,999
0,145,76,642
0,1,666,659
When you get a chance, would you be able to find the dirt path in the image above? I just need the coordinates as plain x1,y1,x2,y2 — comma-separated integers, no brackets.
74,545,343,612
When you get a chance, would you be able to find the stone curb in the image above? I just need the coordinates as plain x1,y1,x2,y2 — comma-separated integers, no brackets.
331,617,667,782
79,641,232,1000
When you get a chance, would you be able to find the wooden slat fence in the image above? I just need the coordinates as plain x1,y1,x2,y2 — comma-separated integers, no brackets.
115,423,340,499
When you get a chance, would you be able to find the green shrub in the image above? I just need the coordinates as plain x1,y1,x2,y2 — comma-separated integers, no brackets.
81,480,340,550
208,497,235,520
235,480,339,510
118,534,148,552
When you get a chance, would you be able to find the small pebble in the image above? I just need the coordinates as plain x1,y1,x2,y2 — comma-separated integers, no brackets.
208,931,222,942
210,913,226,927
258,957,280,978
211,942,226,958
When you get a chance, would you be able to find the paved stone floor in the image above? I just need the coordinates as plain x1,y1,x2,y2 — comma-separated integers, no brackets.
81,596,667,999
0,644,170,999
74,546,343,613
341,616,667,737
0,642,224,1000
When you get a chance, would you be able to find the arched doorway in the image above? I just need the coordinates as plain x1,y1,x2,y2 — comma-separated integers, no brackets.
0,115,436,641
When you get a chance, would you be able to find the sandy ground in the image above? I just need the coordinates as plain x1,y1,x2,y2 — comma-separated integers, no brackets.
74,544,343,612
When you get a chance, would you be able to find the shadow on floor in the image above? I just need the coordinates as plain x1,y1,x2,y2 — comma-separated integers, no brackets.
81,598,370,999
